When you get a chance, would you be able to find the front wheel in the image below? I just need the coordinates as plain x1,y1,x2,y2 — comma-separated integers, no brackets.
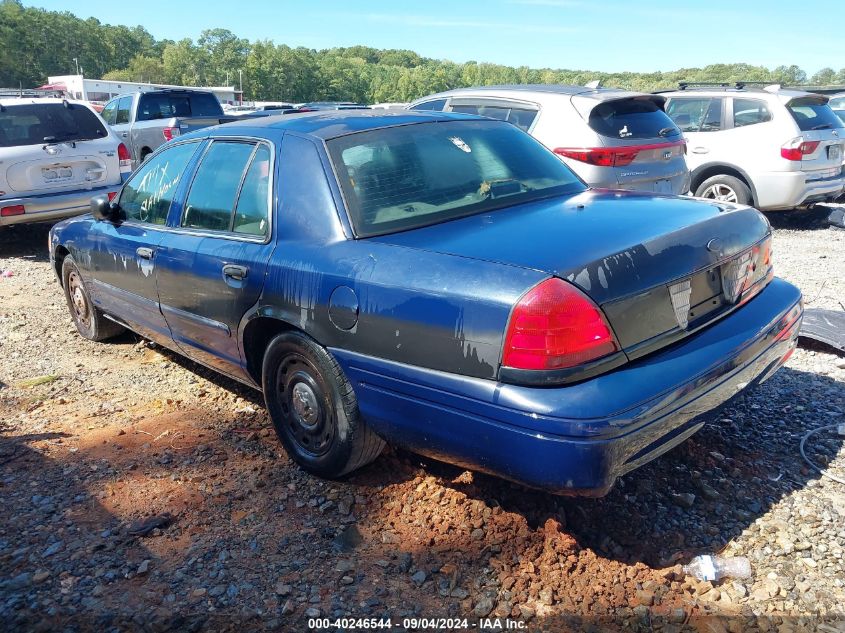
61,255,124,341
262,331,384,478
695,175,752,205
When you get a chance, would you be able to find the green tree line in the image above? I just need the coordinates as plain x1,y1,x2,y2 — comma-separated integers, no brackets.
2,0,844,103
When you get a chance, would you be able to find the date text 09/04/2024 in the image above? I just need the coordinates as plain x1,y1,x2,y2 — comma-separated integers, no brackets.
307,617,527,629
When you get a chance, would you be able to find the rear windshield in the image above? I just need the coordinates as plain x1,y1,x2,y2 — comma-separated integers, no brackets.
588,97,681,140
328,120,585,237
787,98,844,131
0,102,108,147
137,92,222,121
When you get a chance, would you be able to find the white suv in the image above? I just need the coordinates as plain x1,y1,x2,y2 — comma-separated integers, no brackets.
0,98,131,227
661,84,845,210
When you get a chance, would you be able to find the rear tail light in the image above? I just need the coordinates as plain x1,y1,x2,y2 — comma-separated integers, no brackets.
502,278,619,371
1,204,25,217
738,236,774,306
107,191,117,201
117,143,132,174
554,140,685,168
781,137,819,161
162,127,180,141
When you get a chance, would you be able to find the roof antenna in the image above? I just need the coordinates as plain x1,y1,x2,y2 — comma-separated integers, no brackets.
584,80,602,89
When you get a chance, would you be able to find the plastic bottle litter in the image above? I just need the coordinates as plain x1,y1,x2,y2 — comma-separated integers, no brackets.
0,270,13,278
683,555,751,581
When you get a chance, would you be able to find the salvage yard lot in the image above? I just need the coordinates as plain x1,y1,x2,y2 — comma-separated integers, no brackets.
1,214,844,631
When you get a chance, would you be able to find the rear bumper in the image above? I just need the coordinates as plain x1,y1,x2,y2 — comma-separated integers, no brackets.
0,183,121,227
754,170,844,210
331,278,802,496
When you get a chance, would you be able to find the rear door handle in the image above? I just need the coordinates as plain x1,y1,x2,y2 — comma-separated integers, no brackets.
222,264,248,280
691,146,709,154
136,247,154,260
121,132,128,138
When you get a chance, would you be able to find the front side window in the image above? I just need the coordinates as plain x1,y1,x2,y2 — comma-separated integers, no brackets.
0,103,108,147
787,97,845,131
182,141,269,235
119,142,199,224
329,120,584,237
665,98,722,133
410,99,447,112
115,96,132,125
101,100,117,125
450,103,539,132
733,98,772,128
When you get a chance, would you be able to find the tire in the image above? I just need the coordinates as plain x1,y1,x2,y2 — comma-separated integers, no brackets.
262,331,384,478
61,255,125,342
695,175,752,205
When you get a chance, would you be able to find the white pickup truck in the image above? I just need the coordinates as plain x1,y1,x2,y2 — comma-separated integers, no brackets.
101,89,239,168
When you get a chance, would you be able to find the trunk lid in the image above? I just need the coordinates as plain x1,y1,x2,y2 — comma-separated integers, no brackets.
784,96,845,177
373,190,771,356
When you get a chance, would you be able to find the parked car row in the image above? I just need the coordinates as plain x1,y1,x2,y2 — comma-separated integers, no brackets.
47,109,803,496
408,82,845,211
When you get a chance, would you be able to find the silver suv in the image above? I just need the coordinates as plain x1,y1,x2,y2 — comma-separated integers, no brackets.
408,84,690,195
661,83,845,210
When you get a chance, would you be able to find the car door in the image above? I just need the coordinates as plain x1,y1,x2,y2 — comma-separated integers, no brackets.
154,138,276,379
86,140,202,343
665,96,726,170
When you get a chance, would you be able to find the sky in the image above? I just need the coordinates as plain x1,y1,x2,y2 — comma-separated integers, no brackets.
25,0,845,75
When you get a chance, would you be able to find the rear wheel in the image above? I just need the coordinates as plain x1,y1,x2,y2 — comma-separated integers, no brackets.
262,331,384,478
695,175,752,205
61,256,124,341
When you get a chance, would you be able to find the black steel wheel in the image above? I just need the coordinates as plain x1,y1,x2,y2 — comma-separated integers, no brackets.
262,331,384,478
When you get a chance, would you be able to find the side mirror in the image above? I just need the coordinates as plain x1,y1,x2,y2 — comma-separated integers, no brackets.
90,195,117,221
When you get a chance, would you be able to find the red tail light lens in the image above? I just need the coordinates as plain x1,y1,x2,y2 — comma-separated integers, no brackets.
107,191,117,201
1,204,25,217
781,138,820,161
117,143,132,172
554,141,684,168
502,278,619,371
162,127,180,141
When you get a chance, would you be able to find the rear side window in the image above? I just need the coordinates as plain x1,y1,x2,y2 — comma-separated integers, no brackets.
589,97,681,140
115,97,132,124
410,99,447,112
137,92,222,121
450,103,539,132
665,98,723,133
0,103,108,147
733,98,772,128
119,142,199,224
182,141,270,237
830,97,845,110
787,98,845,131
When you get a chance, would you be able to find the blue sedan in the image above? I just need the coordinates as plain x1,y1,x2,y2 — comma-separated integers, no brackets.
48,111,802,496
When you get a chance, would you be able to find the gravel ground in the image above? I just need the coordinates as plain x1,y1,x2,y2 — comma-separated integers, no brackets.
1,212,844,633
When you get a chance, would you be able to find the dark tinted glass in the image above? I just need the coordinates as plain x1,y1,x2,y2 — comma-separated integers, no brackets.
733,98,771,128
233,144,272,237
115,97,131,124
589,97,681,140
410,99,447,112
665,98,722,132
787,98,845,131
0,103,108,147
137,92,222,121
119,142,199,224
329,120,584,237
182,142,255,232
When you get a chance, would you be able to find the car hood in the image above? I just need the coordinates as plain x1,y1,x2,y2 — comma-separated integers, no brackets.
370,189,770,305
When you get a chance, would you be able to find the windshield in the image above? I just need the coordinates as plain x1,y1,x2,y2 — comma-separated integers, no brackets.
328,120,585,237
787,98,845,132
0,102,108,147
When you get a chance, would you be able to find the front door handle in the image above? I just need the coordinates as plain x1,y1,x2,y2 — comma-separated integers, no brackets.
691,146,709,154
136,247,154,260
222,264,248,281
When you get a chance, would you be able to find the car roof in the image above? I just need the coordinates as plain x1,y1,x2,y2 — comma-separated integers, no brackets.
0,97,93,108
412,84,652,104
186,109,484,141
